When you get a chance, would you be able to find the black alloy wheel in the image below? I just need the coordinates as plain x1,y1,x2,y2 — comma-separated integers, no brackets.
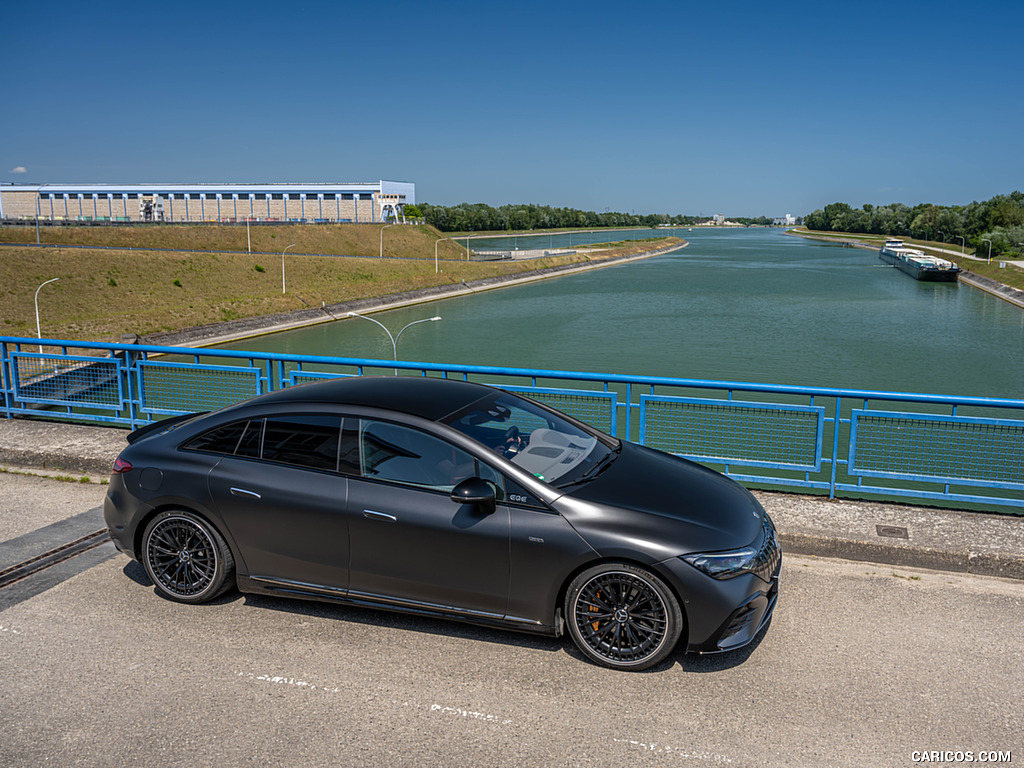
565,563,682,670
142,510,234,604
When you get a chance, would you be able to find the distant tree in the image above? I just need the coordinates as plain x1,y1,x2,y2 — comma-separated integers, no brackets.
802,192,1024,248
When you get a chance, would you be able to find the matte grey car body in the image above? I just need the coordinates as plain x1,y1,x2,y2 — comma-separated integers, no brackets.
104,376,780,670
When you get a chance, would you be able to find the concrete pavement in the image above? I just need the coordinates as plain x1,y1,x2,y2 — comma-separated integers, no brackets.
1,416,1022,581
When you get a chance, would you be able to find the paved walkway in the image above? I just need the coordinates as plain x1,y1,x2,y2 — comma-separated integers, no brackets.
2,417,1022,580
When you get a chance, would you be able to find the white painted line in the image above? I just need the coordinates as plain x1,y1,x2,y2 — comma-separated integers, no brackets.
235,670,512,726
612,737,735,763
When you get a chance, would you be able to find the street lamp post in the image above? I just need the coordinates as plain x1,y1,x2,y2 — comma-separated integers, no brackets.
281,243,296,294
379,223,396,258
981,238,992,263
347,312,441,375
35,277,60,353
937,231,945,247
954,235,965,254
434,237,451,274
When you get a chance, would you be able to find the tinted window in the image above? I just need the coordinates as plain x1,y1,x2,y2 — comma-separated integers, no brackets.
183,420,248,455
261,415,341,471
235,419,263,458
360,420,477,491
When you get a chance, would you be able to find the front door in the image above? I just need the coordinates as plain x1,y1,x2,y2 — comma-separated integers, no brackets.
346,419,510,617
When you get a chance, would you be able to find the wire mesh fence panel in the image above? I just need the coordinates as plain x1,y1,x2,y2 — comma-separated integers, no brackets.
137,361,261,415
11,353,123,408
640,396,823,471
850,410,1024,488
288,370,355,386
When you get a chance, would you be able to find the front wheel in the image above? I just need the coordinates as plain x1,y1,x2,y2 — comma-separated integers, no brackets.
142,510,235,604
564,563,683,670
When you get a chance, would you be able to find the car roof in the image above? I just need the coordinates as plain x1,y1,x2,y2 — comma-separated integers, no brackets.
240,375,496,422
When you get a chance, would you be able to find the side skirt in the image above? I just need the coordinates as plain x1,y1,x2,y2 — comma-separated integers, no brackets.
237,574,558,637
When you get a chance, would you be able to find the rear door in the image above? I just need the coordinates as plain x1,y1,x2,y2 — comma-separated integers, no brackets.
206,414,351,589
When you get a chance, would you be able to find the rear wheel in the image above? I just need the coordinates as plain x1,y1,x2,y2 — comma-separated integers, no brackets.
142,510,234,604
564,563,682,670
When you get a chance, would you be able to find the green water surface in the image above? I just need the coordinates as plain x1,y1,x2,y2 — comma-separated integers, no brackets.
220,228,1024,400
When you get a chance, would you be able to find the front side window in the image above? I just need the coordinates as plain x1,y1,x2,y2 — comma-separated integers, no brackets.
359,420,497,494
444,392,618,487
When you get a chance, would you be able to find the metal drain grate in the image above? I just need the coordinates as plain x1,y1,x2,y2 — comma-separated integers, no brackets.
876,525,909,539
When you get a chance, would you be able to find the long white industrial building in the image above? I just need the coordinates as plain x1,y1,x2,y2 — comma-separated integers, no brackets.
0,181,415,223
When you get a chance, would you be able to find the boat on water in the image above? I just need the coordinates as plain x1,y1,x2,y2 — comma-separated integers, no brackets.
879,239,960,282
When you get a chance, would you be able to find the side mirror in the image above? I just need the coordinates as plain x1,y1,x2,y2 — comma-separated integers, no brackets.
450,477,496,514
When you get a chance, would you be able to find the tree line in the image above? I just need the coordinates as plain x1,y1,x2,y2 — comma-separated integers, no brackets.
803,192,1024,257
418,202,779,233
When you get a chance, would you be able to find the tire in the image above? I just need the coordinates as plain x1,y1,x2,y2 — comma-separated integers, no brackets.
564,563,683,671
142,510,235,604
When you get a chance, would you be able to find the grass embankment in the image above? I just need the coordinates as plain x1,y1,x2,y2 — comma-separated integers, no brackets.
0,222,469,261
0,224,681,342
787,227,1024,292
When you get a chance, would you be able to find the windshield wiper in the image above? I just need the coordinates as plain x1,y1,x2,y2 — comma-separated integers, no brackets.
556,445,621,488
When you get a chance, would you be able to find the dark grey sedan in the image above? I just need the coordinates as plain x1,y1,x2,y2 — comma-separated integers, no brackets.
104,376,780,670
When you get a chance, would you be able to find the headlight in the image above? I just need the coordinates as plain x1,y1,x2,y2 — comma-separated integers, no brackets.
681,548,759,579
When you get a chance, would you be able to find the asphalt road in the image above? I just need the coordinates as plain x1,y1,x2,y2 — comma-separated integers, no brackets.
1,474,1022,767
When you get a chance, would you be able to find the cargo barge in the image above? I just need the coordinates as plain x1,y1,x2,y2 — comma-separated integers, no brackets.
879,240,960,282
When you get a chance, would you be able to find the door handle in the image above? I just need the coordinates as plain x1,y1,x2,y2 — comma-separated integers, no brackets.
230,487,262,499
363,509,397,522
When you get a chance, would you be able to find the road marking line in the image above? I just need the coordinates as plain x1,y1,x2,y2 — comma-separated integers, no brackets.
612,738,734,763
235,670,512,725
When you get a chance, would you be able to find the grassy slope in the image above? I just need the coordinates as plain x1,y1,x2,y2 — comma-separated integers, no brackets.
0,222,469,260
0,224,680,341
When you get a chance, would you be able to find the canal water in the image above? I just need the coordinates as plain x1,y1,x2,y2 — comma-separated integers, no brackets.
220,228,1024,400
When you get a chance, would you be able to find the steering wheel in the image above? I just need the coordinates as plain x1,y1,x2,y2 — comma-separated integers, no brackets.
502,426,525,458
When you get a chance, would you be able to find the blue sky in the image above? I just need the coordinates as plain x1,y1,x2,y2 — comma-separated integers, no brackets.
3,0,1022,217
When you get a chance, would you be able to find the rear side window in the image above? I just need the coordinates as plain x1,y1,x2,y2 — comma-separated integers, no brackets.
261,415,341,471
235,419,263,458
182,420,248,455
183,415,342,472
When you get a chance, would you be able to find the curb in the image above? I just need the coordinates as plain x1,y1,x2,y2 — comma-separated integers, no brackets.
779,532,1024,581
0,444,123,478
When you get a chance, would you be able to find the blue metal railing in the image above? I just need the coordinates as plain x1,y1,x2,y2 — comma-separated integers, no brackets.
2,336,1022,512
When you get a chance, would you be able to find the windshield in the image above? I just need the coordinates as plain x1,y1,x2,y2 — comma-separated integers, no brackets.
443,391,619,486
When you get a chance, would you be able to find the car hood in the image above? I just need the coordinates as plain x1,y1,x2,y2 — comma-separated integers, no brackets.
555,442,765,560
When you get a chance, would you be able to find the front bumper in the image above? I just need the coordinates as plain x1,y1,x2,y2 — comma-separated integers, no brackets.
657,553,781,654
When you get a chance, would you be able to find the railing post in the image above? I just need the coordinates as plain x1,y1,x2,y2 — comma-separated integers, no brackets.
829,396,842,499
0,341,11,419
121,344,141,430
623,382,633,442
